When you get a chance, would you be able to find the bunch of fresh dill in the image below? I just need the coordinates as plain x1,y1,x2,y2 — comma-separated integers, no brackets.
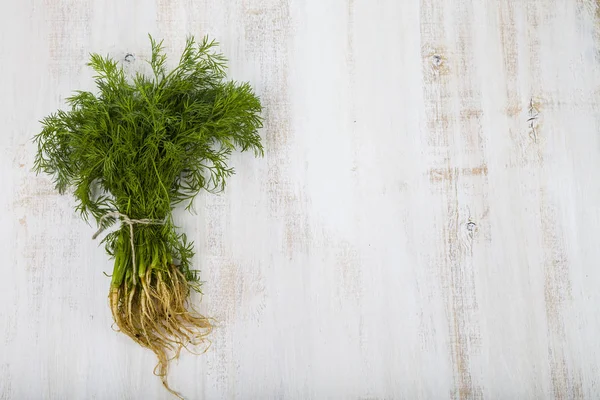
33,35,263,397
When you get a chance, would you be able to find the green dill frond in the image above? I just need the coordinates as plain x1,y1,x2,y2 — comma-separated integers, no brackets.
34,34,263,225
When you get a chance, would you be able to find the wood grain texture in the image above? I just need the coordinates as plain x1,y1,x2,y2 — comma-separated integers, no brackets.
1,0,600,399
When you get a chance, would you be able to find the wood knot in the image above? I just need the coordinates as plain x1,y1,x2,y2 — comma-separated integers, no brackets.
466,221,476,232
421,45,450,82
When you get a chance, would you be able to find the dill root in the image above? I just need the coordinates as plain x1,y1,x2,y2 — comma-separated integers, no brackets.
33,35,263,398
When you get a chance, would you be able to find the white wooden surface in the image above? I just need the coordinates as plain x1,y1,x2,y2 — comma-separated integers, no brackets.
1,0,600,399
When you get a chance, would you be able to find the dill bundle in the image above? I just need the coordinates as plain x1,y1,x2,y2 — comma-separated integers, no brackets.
33,35,263,397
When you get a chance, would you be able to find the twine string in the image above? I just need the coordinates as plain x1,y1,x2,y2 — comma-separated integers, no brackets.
92,211,165,285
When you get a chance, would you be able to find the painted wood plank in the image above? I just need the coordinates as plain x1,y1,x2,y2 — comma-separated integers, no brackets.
1,0,599,399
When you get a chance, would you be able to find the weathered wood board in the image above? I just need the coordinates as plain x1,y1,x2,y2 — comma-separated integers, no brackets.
1,0,600,398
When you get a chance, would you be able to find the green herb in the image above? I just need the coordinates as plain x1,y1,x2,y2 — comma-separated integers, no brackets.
33,35,263,397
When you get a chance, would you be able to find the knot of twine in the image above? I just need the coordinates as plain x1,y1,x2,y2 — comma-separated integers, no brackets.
92,211,165,285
